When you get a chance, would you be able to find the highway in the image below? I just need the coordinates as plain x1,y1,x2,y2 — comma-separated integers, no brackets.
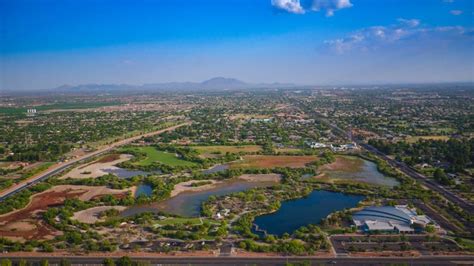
2,255,474,265
0,122,190,202
301,103,474,214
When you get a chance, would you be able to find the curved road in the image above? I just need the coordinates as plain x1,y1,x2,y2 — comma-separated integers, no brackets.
0,122,190,202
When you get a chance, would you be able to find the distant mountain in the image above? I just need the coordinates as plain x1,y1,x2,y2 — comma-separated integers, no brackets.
200,77,247,88
53,77,297,92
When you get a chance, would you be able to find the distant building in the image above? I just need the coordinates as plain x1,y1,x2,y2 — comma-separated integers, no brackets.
249,118,272,123
353,205,437,234
306,141,327,149
26,108,37,116
330,142,358,152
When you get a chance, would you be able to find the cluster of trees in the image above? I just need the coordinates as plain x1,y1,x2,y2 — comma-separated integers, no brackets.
6,143,71,162
369,138,473,173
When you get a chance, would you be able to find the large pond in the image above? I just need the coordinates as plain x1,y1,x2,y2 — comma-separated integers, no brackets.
253,190,364,236
320,156,399,187
122,179,277,217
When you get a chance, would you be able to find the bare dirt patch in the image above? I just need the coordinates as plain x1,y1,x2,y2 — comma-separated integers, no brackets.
170,180,221,197
61,154,132,179
238,174,281,182
97,154,122,163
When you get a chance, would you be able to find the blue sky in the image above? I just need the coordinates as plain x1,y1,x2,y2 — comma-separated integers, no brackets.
1,0,473,90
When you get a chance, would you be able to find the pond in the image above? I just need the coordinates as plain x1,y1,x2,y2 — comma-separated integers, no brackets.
103,167,161,179
122,179,277,217
202,164,229,175
134,184,153,197
320,156,399,187
252,190,364,236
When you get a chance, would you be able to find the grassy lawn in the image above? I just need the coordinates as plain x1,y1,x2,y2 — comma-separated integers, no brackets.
191,145,262,159
125,146,197,167
405,135,450,143
154,217,211,226
275,147,303,154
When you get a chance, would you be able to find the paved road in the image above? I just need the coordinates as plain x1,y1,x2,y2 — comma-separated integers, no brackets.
360,143,474,214
3,255,474,265
0,122,190,202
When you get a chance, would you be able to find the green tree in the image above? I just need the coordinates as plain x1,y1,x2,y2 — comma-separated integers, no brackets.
103,258,116,266
40,259,49,266
59,259,71,266
117,256,132,266
0,259,12,266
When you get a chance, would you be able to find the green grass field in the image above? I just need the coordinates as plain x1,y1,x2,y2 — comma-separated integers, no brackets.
125,146,197,167
191,145,261,158
154,217,203,226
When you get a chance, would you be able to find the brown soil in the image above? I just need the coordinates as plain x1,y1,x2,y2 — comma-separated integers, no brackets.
97,154,121,163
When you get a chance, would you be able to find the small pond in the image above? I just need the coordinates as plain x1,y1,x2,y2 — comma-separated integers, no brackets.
134,184,153,197
202,164,229,175
122,179,277,217
320,156,399,187
253,190,364,236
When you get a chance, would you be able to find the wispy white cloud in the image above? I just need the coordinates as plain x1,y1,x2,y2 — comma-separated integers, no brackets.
324,19,472,54
397,18,421,28
271,0,305,14
450,10,463,15
311,0,353,17
271,0,353,16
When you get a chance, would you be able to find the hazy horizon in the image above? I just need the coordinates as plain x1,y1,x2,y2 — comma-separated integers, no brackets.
1,0,473,91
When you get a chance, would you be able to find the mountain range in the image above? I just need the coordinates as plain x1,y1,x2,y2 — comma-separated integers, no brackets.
54,77,297,92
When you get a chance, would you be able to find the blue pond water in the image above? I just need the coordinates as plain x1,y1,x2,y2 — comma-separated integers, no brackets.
135,184,153,197
253,190,364,236
103,167,161,179
202,164,229,175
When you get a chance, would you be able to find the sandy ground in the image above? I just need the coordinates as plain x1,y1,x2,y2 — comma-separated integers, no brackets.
60,154,132,179
170,180,221,197
238,174,282,182
72,206,127,224
48,185,132,201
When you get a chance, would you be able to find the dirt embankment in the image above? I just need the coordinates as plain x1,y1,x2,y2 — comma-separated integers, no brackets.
170,180,221,197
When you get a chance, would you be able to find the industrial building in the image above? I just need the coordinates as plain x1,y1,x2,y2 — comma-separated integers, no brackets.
352,205,436,233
